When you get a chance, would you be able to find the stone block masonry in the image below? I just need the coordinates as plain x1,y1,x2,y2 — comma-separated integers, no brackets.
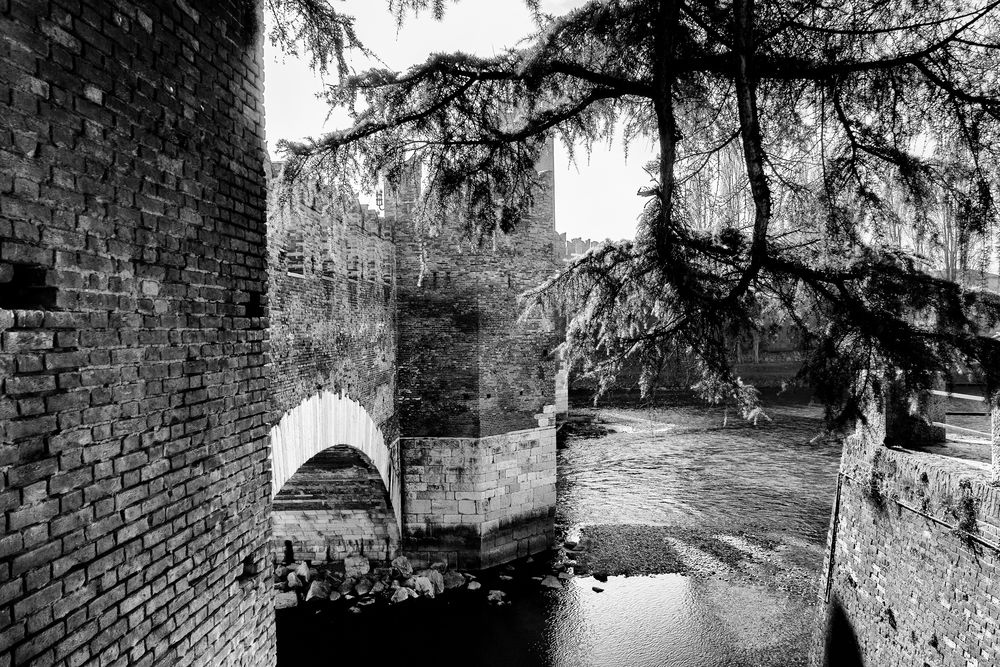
1,1,274,666
402,427,557,569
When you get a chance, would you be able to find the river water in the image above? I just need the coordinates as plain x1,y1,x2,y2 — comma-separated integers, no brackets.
277,394,843,666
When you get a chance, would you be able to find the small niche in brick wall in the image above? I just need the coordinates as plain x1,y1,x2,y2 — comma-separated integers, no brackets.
0,262,58,310
286,232,305,276
245,290,265,318
237,554,258,585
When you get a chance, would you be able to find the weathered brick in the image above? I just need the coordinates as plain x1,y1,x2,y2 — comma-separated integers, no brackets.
1,1,273,665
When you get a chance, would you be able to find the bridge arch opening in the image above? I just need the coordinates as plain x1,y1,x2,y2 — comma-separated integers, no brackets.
269,391,401,564
272,445,400,563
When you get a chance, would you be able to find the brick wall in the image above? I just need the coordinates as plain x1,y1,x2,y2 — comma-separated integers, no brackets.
811,409,1000,666
0,1,273,666
267,174,396,438
265,172,402,557
390,145,562,439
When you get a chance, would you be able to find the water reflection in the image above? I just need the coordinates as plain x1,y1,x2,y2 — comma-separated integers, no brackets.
543,574,814,667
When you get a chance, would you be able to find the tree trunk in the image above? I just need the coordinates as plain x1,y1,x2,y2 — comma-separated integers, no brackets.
651,0,680,266
729,0,772,301
991,391,1000,485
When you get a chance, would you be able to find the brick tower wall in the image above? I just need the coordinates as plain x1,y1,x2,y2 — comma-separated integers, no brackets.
0,1,273,665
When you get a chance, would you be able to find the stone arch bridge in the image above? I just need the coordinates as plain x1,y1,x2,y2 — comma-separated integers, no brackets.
265,148,565,570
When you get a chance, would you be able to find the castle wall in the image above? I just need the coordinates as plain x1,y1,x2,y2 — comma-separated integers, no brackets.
402,426,557,569
266,182,396,438
811,409,1000,667
265,176,402,567
0,1,273,665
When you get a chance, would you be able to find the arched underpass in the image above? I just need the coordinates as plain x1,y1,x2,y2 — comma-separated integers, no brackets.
272,446,400,563
270,391,401,565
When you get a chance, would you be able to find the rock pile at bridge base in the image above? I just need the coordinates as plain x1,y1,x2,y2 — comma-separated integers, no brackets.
273,555,481,612
273,547,583,614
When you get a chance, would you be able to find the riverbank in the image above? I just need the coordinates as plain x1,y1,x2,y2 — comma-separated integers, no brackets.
276,396,843,666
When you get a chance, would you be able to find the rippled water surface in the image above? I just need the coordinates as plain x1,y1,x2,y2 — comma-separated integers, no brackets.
278,397,843,667
560,400,843,543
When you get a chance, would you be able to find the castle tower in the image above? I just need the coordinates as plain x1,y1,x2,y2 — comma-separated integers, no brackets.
388,143,562,568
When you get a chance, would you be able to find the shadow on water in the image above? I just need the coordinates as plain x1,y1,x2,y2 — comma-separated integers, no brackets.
821,597,864,667
276,572,815,667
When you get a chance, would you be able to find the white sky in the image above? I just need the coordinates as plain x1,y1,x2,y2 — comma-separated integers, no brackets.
262,0,657,241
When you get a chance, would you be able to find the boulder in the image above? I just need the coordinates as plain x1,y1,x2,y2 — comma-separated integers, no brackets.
274,592,298,609
295,562,313,583
487,590,506,604
593,571,609,583
344,555,371,579
558,568,574,581
564,540,579,550
371,581,386,594
354,578,372,596
540,575,563,589
443,571,466,590
592,586,604,593
328,591,342,602
413,576,435,598
390,587,411,604
430,561,448,572
338,578,356,595
306,580,331,602
390,555,413,578
286,572,302,589
467,581,482,591
417,568,445,595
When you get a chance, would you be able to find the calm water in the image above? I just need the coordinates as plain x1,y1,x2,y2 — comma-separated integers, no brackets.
277,397,843,666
